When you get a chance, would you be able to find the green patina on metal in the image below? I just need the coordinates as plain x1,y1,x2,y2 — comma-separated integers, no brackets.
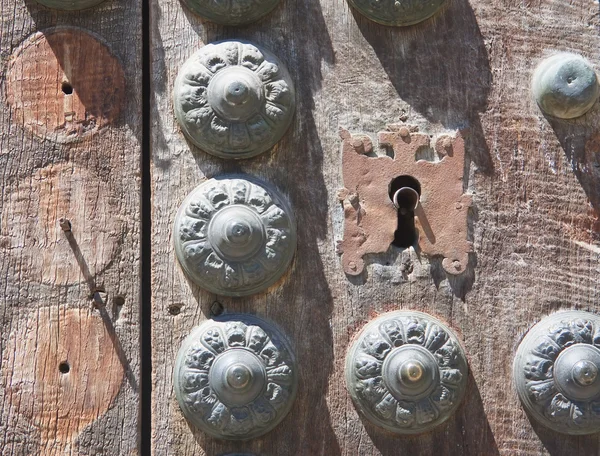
173,41,295,160
532,52,599,119
348,0,446,27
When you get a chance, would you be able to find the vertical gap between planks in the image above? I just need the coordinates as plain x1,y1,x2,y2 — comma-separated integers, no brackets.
140,0,152,451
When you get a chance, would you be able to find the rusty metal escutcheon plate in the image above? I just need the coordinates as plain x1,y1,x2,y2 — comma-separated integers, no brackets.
337,125,473,276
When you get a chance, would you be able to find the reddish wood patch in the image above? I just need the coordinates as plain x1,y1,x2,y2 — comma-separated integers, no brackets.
0,163,124,286
2,307,125,455
6,27,125,143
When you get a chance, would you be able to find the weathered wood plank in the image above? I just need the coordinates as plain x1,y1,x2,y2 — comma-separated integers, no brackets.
0,1,142,454
151,0,600,454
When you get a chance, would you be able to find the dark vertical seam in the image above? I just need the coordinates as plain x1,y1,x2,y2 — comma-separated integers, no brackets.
140,0,152,451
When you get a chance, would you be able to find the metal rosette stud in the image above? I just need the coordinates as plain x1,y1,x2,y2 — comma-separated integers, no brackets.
345,310,468,434
532,53,599,119
174,175,297,297
348,0,447,27
514,311,600,435
174,314,298,440
180,0,280,25
34,0,105,10
173,41,296,159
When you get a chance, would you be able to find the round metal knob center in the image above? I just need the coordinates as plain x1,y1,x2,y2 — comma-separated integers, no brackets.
207,67,264,122
226,363,252,389
554,344,600,401
399,360,425,385
225,81,250,105
572,360,598,387
208,205,266,262
226,220,252,244
382,345,438,400
209,348,267,407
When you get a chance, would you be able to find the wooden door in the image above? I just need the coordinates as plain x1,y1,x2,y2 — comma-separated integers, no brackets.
1,0,599,454
150,0,600,454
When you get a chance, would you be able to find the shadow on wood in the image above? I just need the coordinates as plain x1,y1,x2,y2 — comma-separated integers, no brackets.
352,0,493,176
546,110,600,219
527,409,600,456
363,371,499,455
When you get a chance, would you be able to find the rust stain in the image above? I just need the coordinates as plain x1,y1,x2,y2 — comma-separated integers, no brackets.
2,306,125,455
337,125,473,276
6,27,125,143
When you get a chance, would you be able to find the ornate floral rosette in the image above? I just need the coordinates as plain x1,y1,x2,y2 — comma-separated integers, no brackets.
173,40,295,159
174,176,296,296
347,0,447,27
180,0,280,25
514,311,600,435
345,310,468,434
174,315,298,440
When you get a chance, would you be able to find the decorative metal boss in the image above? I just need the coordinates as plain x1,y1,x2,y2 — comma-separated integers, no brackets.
174,41,296,160
174,314,298,440
345,310,468,434
174,176,297,296
348,0,447,27
532,52,599,119
180,0,280,25
514,311,600,435
34,0,105,10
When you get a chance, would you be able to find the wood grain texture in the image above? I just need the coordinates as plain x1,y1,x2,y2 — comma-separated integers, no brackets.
150,0,600,455
0,0,142,454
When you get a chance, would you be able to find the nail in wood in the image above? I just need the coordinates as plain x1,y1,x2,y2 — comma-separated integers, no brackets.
59,218,72,232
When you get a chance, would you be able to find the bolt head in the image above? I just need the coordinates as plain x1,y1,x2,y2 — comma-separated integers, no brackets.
532,52,599,119
399,360,425,384
573,360,599,387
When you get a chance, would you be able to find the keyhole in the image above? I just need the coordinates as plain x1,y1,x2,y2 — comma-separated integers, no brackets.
61,82,73,95
388,176,421,248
